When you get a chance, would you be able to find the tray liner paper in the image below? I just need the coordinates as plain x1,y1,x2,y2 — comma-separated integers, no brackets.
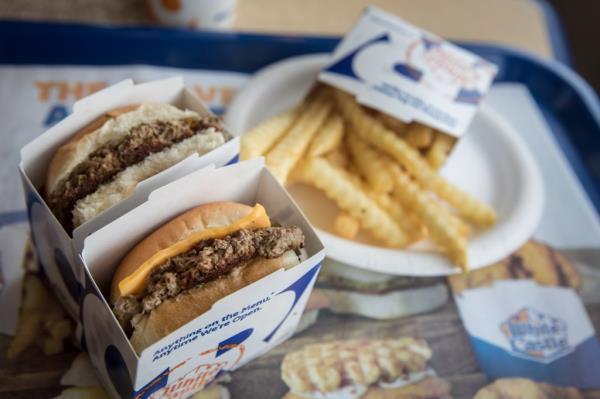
3,48,600,399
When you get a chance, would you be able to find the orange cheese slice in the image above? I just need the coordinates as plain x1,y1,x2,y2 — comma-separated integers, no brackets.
118,204,271,297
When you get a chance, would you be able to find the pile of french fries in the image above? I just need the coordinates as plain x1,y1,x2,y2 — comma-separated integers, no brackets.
241,85,497,270
8,241,74,359
8,272,74,359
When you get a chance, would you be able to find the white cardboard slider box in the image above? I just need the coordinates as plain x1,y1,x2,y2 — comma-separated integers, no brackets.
18,77,239,319
78,159,325,399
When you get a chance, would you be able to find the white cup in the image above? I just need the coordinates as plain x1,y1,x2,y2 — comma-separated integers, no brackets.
146,0,238,30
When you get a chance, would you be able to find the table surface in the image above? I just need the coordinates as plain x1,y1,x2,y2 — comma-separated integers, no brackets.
0,1,561,397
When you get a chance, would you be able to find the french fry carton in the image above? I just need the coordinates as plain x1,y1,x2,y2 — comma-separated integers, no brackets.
18,77,239,320
77,159,325,398
318,6,498,143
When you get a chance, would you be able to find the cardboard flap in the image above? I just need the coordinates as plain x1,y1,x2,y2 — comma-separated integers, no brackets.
19,77,201,188
82,159,264,291
318,6,497,137
72,159,217,252
72,79,134,113
79,160,325,396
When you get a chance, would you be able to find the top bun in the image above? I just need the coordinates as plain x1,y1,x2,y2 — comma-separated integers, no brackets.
45,105,140,195
110,202,256,302
45,103,200,196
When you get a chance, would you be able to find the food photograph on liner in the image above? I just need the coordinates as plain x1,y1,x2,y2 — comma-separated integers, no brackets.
1,1,600,399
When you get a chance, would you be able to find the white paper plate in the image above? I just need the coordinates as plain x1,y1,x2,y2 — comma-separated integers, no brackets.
225,54,544,276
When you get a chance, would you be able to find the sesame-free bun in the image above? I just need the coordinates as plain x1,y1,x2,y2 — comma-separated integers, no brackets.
110,201,305,353
46,103,201,195
45,104,140,196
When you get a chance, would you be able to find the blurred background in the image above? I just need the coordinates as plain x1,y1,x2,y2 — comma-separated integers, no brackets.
0,0,597,93
545,0,599,93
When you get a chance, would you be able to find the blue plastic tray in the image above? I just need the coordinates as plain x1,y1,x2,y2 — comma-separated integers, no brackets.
1,21,600,212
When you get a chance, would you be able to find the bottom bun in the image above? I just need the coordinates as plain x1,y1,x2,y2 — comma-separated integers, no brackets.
282,377,452,399
131,249,306,353
316,282,448,320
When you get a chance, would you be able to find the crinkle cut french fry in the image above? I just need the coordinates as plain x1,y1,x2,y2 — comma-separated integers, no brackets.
377,111,408,133
307,113,344,157
240,105,302,160
42,335,64,356
8,274,73,359
369,188,428,242
296,158,409,247
389,164,467,269
8,275,47,359
404,123,434,148
429,200,471,238
266,94,333,183
334,90,496,227
333,211,360,240
8,310,41,359
325,146,350,170
49,319,73,339
353,164,423,239
346,132,394,193
426,131,455,170
56,387,110,399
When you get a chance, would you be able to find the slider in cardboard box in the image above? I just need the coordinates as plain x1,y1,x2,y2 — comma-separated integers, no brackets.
18,77,239,320
77,159,325,399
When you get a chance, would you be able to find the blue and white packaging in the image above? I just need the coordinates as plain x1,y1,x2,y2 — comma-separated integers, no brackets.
77,159,325,399
455,280,600,388
18,77,239,320
319,6,498,137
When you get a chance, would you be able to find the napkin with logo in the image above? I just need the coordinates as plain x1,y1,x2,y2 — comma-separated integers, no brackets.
449,241,600,389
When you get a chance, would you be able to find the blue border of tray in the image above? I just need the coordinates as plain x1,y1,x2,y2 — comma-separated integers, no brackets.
1,21,599,216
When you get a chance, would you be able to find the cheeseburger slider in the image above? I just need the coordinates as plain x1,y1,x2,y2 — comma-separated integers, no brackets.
46,103,229,232
281,338,451,399
111,202,307,353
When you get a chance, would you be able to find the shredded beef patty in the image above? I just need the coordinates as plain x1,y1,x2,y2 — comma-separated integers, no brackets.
113,226,304,332
48,116,223,232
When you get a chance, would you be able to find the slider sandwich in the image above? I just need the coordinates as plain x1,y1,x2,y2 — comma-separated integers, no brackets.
45,103,229,232
110,202,307,353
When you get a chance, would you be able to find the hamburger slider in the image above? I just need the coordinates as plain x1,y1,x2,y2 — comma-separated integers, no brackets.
45,103,229,232
110,202,307,353
281,338,451,399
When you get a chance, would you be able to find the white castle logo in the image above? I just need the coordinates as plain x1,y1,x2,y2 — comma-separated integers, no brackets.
501,307,571,362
